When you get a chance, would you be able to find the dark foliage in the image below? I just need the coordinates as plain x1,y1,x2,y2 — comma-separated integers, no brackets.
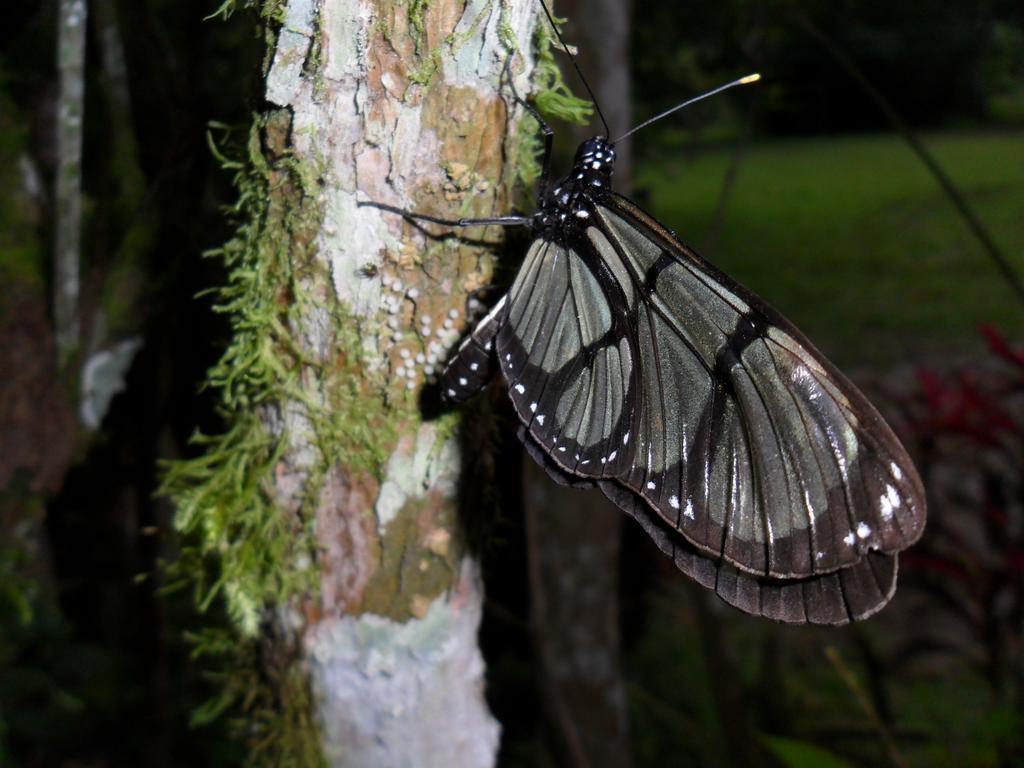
632,0,1024,135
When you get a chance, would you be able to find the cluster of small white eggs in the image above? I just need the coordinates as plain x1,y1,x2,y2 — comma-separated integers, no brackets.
380,275,486,391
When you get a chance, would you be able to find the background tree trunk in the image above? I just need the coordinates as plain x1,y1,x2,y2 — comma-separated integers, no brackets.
232,0,541,764
523,0,634,765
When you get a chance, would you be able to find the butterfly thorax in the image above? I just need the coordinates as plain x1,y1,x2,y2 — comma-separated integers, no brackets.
535,137,616,239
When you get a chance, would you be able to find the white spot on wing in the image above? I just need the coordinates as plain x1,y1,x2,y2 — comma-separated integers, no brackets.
880,484,901,521
470,362,479,371
857,522,872,539
683,500,694,520
515,384,525,394
890,461,903,480
887,484,900,508
623,432,630,446
536,414,545,425
669,495,680,510
646,481,656,490
529,401,537,412
843,532,856,546
459,377,467,386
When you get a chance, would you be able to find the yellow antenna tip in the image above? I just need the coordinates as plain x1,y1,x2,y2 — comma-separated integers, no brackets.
740,73,761,85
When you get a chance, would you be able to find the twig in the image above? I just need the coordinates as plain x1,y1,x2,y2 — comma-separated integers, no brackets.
701,129,750,255
825,646,908,768
794,8,1024,309
54,0,88,361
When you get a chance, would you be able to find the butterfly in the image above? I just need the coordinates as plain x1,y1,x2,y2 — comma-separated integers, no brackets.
369,4,926,625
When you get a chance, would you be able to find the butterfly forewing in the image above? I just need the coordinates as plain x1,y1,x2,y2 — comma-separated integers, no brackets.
595,194,925,575
490,191,923,589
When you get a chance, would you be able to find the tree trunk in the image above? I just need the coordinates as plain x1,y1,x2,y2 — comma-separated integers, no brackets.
523,0,634,765
170,0,545,764
268,0,543,761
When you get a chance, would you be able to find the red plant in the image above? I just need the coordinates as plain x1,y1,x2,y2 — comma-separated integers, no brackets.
896,326,1024,702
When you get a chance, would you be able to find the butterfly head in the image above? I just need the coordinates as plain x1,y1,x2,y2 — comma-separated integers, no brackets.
571,137,616,190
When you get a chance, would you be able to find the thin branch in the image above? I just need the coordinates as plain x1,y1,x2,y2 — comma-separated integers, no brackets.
54,0,88,361
700,129,750,256
825,646,909,768
794,9,1024,309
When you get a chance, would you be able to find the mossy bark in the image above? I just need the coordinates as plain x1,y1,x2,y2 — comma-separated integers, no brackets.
188,0,543,764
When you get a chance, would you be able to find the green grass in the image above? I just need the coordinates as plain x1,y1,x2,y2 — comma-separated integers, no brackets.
635,131,1024,367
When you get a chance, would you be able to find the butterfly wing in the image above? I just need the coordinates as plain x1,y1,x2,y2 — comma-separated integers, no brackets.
493,236,640,479
523,426,898,624
592,193,925,578
444,193,925,623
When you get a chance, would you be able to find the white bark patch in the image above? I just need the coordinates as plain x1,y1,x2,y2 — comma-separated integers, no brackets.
321,0,371,82
265,0,316,107
306,560,500,767
79,337,143,429
323,190,390,318
375,422,459,532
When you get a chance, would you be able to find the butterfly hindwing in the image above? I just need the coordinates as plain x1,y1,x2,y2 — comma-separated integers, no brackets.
495,238,640,479
519,419,899,625
441,294,506,403
599,476,899,624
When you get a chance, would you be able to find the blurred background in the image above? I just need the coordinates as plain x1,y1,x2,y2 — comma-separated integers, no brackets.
1,0,1022,766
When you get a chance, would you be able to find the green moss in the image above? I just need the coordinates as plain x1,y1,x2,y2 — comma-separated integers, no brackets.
531,9,593,124
164,105,401,631
161,113,335,762
189,627,326,767
508,8,592,192
408,0,430,54
207,0,286,23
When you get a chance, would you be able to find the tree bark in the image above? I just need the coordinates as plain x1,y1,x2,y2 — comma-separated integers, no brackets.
54,0,88,360
254,0,542,763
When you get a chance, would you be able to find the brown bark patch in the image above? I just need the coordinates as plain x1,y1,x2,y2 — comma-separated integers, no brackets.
0,293,76,494
314,465,382,616
358,489,461,620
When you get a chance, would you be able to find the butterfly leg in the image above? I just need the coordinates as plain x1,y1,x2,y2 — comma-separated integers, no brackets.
501,54,554,202
359,201,530,229
359,55,548,230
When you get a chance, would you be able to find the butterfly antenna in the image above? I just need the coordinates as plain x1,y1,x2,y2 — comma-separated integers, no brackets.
538,0,611,139
614,73,761,144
